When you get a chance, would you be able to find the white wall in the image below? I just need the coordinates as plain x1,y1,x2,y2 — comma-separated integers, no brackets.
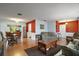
36,20,48,34
47,21,56,33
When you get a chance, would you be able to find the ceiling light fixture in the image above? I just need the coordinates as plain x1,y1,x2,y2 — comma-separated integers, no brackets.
10,18,25,22
17,13,22,16
65,23,68,25
58,19,75,23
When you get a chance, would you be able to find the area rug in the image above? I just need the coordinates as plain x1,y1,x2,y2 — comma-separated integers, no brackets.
25,46,61,56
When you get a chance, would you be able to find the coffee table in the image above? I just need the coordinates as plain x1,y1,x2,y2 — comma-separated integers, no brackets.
38,39,58,54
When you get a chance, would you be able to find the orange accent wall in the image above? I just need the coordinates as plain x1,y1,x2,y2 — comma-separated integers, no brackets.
56,20,78,32
66,20,78,32
26,20,35,32
31,20,35,32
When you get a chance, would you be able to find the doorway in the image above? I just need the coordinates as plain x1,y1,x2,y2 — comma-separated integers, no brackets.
59,24,66,39
27,23,32,39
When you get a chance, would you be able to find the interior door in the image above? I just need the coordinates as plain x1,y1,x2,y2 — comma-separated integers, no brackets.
28,23,31,32
27,23,32,39
59,24,66,39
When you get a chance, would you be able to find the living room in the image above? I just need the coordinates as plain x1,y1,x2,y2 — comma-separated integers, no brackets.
0,3,79,56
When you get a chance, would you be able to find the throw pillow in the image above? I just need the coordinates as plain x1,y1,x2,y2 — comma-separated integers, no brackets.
66,42,75,50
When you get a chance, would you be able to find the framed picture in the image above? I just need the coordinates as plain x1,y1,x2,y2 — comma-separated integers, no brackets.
40,24,44,29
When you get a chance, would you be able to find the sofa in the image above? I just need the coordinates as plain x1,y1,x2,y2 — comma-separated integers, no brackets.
55,32,79,56
66,32,79,43
36,32,58,41
41,32,58,41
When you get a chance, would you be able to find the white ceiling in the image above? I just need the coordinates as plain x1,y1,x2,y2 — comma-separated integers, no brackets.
0,3,79,22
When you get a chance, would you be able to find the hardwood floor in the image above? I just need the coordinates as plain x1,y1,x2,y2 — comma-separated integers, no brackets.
5,38,37,56
57,39,67,46
5,38,67,56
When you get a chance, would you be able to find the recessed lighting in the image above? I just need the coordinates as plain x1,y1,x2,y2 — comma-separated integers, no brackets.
17,13,22,16
65,23,68,25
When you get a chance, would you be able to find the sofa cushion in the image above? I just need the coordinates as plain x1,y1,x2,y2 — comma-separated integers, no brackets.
73,32,79,39
62,46,79,56
54,49,62,56
66,42,75,50
41,32,57,41
62,46,74,56
73,39,79,50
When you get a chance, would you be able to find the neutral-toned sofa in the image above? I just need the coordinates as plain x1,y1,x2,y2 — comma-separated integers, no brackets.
55,32,79,56
41,32,58,41
36,32,58,41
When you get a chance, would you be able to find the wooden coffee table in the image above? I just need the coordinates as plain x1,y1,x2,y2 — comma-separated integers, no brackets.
38,39,58,54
